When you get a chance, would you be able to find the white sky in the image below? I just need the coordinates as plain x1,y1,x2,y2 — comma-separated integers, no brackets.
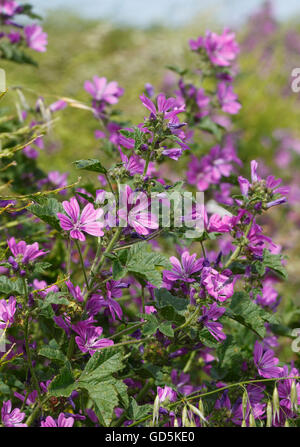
30,0,300,27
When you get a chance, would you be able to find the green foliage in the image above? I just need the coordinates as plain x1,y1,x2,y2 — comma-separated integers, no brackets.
227,291,278,338
113,242,172,287
28,197,64,231
73,159,107,174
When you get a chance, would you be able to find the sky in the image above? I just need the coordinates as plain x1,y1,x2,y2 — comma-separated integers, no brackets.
31,0,300,27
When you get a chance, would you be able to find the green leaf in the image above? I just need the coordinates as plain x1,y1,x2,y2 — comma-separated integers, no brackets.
198,328,220,348
112,260,127,280
28,198,63,231
39,292,69,308
38,341,67,363
141,313,160,336
262,249,287,279
128,397,152,420
211,335,244,381
0,42,37,66
166,65,188,76
159,321,174,337
48,363,76,397
79,348,124,386
134,127,144,152
0,276,25,295
33,262,52,275
73,159,107,174
83,382,118,426
125,243,172,287
111,379,129,408
228,291,278,338
155,288,188,315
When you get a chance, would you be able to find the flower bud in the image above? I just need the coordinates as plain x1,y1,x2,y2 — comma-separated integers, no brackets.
272,385,280,422
266,400,272,427
291,381,298,413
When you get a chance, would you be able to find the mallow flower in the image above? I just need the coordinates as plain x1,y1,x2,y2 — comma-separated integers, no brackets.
0,1,18,17
164,251,203,283
238,160,289,208
217,82,241,115
189,28,239,67
0,296,16,329
7,237,47,265
157,386,177,403
84,76,123,105
24,25,48,52
118,185,158,236
1,400,27,427
198,302,226,341
253,341,282,378
201,266,234,301
57,197,104,241
73,324,114,356
41,413,74,427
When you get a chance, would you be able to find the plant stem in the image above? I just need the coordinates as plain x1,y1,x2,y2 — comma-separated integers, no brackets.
174,307,200,333
109,322,145,340
88,237,102,289
200,240,206,258
75,239,89,290
127,376,300,427
24,314,42,406
183,350,196,373
143,151,151,177
223,216,254,269
95,227,122,273
141,286,145,314
67,334,75,360
25,396,49,427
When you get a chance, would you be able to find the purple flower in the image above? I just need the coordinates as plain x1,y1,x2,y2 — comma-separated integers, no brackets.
277,365,300,415
57,197,104,241
66,280,84,303
7,31,21,43
49,100,67,113
87,294,123,321
198,302,226,341
24,25,48,52
253,341,282,378
119,150,145,175
47,171,68,190
201,267,234,302
217,82,241,115
118,185,158,236
157,386,177,403
41,413,74,427
256,279,278,308
164,251,203,283
145,83,154,97
73,324,114,356
204,28,239,66
140,92,184,125
0,296,16,329
7,237,47,264
1,400,27,427
84,76,123,105
14,390,37,407
187,140,241,191
238,160,288,208
0,1,18,17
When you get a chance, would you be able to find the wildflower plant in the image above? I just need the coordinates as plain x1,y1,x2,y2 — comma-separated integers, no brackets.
0,0,299,429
